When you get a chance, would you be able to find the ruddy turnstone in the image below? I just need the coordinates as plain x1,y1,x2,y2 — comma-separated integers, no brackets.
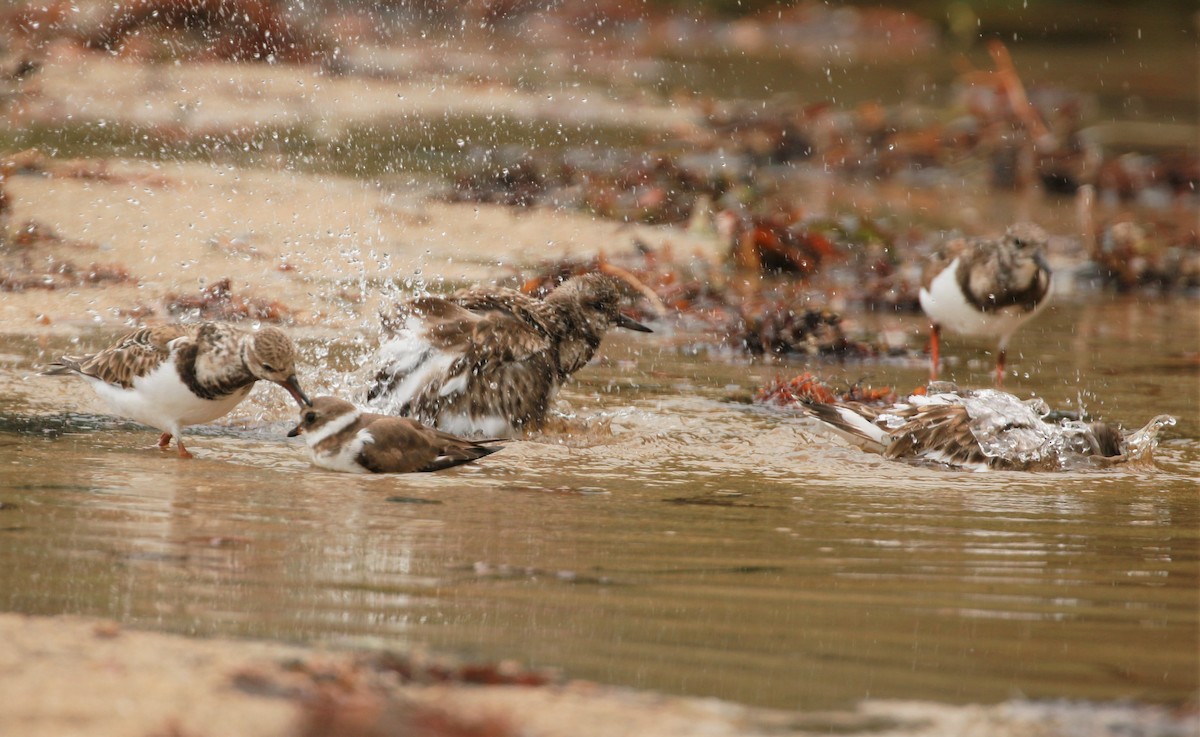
287,396,503,473
800,384,1174,472
920,222,1052,385
366,273,652,437
42,322,310,458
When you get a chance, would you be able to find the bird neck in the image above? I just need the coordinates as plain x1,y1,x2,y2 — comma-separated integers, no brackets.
552,308,603,377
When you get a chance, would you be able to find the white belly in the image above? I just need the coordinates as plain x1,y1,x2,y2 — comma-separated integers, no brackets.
87,360,252,433
370,327,462,413
311,429,371,473
919,258,1047,342
437,412,516,438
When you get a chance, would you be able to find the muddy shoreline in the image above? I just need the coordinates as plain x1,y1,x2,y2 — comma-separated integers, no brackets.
3,613,1194,737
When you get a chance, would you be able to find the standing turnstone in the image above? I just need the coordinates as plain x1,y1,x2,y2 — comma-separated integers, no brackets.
366,273,652,437
919,223,1052,385
43,322,310,458
287,396,503,473
800,384,1174,472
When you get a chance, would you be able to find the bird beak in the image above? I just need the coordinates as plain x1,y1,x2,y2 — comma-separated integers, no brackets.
286,423,303,438
278,375,312,407
615,313,653,333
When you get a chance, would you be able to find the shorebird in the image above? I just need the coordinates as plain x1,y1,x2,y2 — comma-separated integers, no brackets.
288,396,503,473
366,273,652,437
43,322,310,458
919,223,1052,385
800,384,1174,472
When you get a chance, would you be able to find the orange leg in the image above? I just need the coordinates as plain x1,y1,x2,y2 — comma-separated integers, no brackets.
929,324,941,381
155,431,193,458
995,348,1007,387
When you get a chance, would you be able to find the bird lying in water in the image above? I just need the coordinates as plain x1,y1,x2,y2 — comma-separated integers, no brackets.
799,383,1174,472
288,396,503,474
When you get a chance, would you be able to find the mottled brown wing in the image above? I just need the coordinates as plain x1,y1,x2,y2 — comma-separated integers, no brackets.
451,287,558,337
450,286,540,315
72,325,188,389
380,296,466,334
468,309,552,364
886,403,987,469
382,296,550,362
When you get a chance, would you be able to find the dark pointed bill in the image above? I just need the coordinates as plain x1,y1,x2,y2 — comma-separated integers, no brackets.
615,313,653,333
279,375,312,407
286,424,303,438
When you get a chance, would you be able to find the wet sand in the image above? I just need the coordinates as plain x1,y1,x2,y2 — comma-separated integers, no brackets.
4,613,1193,737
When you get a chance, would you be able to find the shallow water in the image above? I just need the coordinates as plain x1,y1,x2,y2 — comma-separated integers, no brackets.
0,296,1196,712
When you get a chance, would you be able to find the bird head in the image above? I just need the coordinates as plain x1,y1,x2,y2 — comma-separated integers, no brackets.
244,327,310,407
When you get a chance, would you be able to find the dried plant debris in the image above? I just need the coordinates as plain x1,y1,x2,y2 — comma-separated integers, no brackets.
516,244,893,358
8,219,99,251
0,240,134,291
363,650,557,688
442,37,1193,240
87,0,325,63
299,690,518,737
164,277,294,322
227,651,548,737
2,150,175,188
755,372,898,408
733,305,877,358
1085,219,1200,292
447,145,731,225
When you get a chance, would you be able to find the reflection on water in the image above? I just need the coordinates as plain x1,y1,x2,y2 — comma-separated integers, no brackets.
0,298,1196,711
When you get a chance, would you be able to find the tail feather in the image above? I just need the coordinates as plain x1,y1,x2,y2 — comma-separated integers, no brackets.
422,443,504,472
800,400,891,454
40,358,85,377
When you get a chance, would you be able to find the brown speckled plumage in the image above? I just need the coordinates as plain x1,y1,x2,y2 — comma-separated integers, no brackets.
42,321,309,457
367,273,651,436
920,222,1053,384
46,325,186,389
923,222,1052,315
801,386,1175,472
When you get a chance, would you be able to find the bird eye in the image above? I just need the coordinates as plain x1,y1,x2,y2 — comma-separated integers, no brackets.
304,411,316,423
262,364,276,372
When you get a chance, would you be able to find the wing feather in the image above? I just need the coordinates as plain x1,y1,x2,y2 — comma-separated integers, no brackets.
44,325,187,389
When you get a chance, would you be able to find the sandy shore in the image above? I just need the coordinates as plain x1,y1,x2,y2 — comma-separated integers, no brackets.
4,613,1193,737
1,156,717,335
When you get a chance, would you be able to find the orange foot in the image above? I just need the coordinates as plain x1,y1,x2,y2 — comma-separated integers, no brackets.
152,432,193,458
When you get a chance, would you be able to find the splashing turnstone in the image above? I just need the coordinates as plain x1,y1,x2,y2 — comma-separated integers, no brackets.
42,322,310,458
366,273,652,437
288,396,503,473
920,223,1052,385
800,384,1174,472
